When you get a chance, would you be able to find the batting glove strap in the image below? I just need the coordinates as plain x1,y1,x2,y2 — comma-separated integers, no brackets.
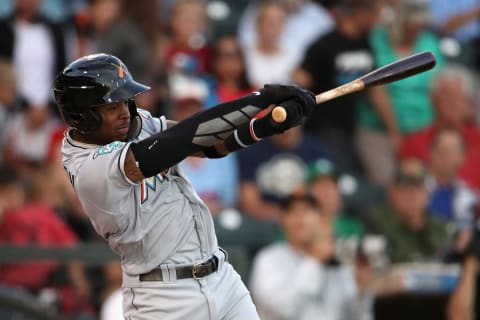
224,119,262,152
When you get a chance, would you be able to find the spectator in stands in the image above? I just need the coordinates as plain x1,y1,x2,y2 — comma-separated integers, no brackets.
29,165,97,241
0,0,67,175
399,64,480,190
162,0,211,76
243,1,300,88
77,0,150,81
205,35,253,107
429,0,480,43
426,129,478,262
357,0,445,186
427,129,477,228
429,0,480,67
306,158,364,240
447,254,478,320
99,262,123,320
250,191,368,320
171,79,239,215
364,159,449,263
306,159,376,291
294,0,380,174
237,126,331,220
0,60,17,162
122,0,161,56
0,0,66,108
2,102,65,176
0,164,93,317
447,213,480,320
238,0,334,58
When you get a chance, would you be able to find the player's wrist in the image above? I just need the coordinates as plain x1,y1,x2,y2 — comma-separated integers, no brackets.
224,119,262,152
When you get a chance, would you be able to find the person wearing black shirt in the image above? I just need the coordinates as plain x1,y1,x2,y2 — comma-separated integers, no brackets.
294,0,380,173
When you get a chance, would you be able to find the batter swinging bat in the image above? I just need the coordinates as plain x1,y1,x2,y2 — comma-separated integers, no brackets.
272,51,436,123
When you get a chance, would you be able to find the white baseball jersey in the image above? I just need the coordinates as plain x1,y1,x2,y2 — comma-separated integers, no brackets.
61,109,218,275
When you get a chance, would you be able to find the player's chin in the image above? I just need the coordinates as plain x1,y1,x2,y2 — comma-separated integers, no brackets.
114,127,129,141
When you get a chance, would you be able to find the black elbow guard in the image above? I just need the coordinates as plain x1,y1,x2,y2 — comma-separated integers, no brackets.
130,131,202,178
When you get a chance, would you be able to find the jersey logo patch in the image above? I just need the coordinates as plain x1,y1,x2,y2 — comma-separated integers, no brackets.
140,169,170,204
93,141,124,159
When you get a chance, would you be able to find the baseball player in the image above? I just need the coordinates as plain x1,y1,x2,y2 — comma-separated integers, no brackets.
53,53,315,320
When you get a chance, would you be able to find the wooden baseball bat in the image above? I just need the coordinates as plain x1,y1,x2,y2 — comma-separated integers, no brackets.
272,51,436,123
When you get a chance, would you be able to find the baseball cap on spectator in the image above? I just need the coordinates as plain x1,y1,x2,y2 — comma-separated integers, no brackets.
169,74,208,120
306,158,338,183
169,74,208,105
393,159,427,186
280,191,319,211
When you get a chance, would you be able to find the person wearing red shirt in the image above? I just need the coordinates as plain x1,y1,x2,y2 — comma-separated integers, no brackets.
399,65,480,191
0,204,77,290
0,164,92,316
163,0,211,76
204,35,253,108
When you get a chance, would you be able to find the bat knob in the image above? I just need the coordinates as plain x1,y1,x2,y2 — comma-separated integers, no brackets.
272,106,287,123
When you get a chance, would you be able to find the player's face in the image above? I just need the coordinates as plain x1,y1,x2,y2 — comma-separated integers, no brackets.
96,100,131,143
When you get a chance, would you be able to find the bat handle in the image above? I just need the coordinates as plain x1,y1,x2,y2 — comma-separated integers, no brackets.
272,106,287,123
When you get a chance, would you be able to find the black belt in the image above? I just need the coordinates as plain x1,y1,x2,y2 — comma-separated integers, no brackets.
139,256,219,281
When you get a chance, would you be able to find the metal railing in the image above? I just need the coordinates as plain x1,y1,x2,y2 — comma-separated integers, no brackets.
0,244,118,265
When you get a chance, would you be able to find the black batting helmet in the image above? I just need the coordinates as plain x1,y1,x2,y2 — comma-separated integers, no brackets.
53,53,150,133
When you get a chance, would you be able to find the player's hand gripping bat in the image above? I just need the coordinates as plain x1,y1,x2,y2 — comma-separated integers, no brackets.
271,51,437,123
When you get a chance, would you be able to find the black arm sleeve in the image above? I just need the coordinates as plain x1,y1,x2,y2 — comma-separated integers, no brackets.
130,92,274,178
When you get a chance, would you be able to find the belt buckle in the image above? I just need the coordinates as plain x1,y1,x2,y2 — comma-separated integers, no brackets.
192,262,204,280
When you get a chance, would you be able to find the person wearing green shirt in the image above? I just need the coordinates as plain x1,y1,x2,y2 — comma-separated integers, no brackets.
364,159,449,263
306,158,364,240
356,0,444,186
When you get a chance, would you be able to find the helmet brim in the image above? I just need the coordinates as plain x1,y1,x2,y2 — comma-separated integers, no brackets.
103,80,151,104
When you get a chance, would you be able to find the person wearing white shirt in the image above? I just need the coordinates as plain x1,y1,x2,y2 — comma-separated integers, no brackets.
250,192,369,320
239,0,334,58
244,1,301,88
100,288,123,320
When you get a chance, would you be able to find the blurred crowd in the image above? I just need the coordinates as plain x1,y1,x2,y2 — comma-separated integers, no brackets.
1,0,480,319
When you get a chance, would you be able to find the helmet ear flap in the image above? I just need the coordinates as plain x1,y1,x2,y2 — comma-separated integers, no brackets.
127,99,142,139
128,99,138,117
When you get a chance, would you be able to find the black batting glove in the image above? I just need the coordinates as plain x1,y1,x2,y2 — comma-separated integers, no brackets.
260,84,316,109
222,86,315,154
223,97,312,153
254,90,316,137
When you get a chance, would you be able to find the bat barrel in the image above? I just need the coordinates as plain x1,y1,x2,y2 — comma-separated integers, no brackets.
360,51,436,87
272,51,436,123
